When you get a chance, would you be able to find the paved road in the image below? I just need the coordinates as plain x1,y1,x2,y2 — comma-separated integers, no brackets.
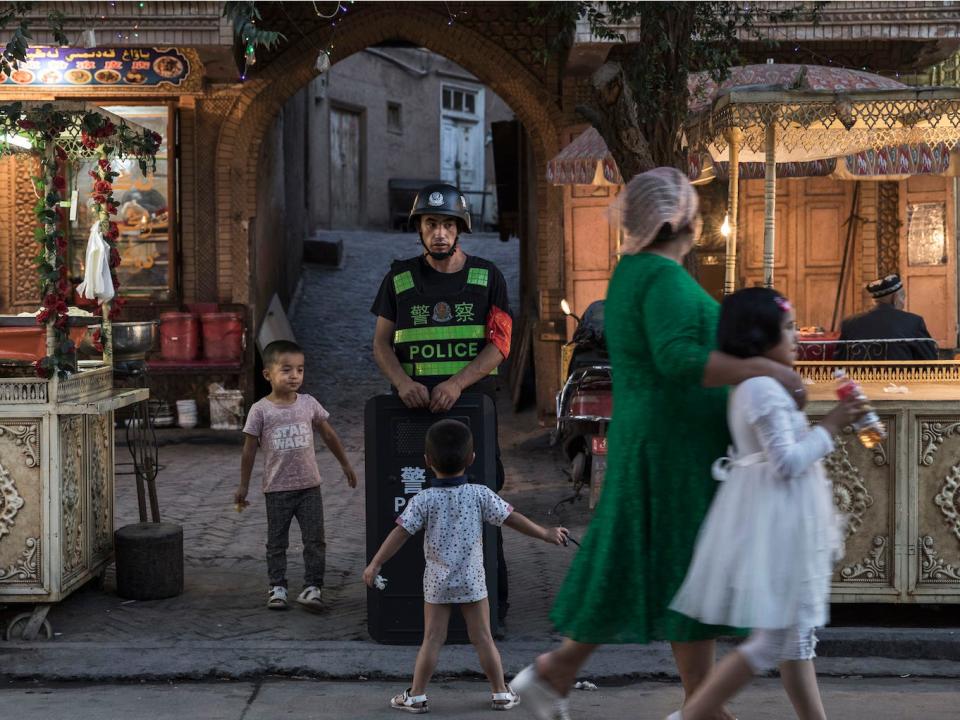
2,677,956,719
7,231,591,645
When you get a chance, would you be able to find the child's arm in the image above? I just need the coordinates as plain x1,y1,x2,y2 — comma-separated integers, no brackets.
743,378,864,480
363,526,412,587
503,511,568,545
316,419,358,488
235,434,258,507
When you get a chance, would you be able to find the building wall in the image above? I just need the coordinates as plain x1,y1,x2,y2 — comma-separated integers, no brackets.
305,48,515,230
251,87,312,323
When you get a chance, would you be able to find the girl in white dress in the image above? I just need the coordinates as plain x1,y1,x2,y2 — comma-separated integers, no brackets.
666,288,867,720
364,419,568,714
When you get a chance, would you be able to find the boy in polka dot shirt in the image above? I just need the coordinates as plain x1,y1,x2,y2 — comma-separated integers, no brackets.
364,419,568,714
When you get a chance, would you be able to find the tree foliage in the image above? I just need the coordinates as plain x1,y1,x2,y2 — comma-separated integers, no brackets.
0,3,67,77
531,2,823,177
223,2,286,54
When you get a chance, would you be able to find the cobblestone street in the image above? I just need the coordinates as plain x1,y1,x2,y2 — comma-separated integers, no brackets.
28,231,591,645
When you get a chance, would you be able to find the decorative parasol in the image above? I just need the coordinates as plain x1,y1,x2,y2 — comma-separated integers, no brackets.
685,63,960,291
547,126,624,186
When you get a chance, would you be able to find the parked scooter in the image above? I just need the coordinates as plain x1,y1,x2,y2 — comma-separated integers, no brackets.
553,299,612,510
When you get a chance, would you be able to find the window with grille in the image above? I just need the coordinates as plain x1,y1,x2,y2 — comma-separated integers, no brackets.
442,86,478,116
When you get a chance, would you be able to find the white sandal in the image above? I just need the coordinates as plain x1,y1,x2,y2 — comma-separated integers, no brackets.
511,665,568,720
391,688,429,714
491,687,520,710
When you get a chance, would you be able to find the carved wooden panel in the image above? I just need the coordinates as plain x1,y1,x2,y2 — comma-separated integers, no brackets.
822,416,897,590
87,413,114,563
877,182,900,277
60,415,87,586
0,419,43,589
11,156,41,308
915,416,960,590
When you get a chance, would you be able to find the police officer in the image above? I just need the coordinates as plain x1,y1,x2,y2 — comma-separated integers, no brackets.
370,183,513,625
837,274,938,360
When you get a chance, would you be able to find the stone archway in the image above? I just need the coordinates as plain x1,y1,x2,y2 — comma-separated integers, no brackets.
211,4,565,313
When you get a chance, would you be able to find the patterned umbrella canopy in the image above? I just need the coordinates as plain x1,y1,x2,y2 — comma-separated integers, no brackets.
686,63,960,163
546,126,623,185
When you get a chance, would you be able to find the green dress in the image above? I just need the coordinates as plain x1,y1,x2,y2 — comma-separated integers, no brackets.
550,253,737,644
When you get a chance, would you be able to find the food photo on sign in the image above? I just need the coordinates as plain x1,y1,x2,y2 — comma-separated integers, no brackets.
0,47,190,87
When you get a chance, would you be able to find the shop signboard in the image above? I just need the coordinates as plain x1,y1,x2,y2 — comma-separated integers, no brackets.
0,47,194,90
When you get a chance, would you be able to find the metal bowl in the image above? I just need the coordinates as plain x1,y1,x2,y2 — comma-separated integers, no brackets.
79,321,158,360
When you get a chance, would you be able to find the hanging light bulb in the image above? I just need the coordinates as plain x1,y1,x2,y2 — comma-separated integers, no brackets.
315,49,331,74
245,42,257,66
720,214,731,238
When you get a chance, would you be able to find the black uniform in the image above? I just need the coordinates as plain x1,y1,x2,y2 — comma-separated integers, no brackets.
371,253,512,620
837,303,938,360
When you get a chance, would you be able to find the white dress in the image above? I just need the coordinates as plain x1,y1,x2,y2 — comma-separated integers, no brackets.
397,484,513,604
670,376,844,630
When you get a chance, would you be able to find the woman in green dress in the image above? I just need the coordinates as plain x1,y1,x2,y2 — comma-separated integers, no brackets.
513,168,805,720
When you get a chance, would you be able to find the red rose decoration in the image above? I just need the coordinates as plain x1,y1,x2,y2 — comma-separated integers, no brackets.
55,236,68,253
36,308,52,323
98,158,111,170
52,176,66,190
56,278,71,295
33,359,49,379
94,180,112,194
17,119,36,130
43,293,59,309
109,248,122,267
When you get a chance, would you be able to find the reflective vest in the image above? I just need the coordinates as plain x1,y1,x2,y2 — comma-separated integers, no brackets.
390,256,497,387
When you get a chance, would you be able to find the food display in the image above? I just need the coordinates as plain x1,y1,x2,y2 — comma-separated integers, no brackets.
153,56,184,78
10,68,33,84
94,69,122,84
64,68,92,84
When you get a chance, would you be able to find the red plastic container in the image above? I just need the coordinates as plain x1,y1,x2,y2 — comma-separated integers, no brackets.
200,312,244,362
159,312,200,361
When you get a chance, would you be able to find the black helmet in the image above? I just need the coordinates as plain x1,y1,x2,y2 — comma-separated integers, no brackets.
408,183,472,234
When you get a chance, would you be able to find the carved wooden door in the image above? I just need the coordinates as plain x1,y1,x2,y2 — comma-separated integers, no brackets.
740,178,856,331
560,128,620,341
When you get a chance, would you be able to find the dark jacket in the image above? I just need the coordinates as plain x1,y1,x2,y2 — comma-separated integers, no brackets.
837,303,938,360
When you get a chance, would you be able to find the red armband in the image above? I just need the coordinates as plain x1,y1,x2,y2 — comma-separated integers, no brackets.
486,305,513,358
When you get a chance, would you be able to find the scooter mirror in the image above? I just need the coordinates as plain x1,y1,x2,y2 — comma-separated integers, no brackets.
560,299,572,316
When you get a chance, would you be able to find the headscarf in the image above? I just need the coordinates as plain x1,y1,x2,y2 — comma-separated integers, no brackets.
618,167,702,255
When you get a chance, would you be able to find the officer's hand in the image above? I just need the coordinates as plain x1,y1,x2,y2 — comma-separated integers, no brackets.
430,380,461,413
398,380,430,409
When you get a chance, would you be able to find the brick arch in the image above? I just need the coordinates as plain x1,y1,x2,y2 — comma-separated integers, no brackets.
213,4,564,306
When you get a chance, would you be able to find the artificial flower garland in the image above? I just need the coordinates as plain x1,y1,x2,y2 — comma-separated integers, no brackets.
0,102,161,377
31,143,73,378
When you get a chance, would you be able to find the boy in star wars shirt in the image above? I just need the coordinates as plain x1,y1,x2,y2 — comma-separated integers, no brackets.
235,340,358,612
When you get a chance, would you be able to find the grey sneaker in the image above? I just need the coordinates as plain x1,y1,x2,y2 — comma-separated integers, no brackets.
267,585,288,610
296,585,326,613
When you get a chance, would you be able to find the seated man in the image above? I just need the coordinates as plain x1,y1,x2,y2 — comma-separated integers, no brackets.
837,274,938,361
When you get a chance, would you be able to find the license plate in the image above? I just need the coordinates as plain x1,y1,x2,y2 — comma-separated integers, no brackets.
591,436,607,455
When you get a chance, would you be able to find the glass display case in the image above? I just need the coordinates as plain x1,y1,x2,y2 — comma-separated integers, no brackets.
67,104,175,301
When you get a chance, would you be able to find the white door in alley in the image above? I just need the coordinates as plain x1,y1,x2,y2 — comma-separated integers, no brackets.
329,107,362,228
440,84,485,222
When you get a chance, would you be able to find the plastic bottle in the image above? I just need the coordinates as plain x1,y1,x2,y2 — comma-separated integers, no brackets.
834,369,886,448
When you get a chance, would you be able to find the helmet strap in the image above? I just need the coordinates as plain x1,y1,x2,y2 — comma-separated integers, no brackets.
419,231,459,261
